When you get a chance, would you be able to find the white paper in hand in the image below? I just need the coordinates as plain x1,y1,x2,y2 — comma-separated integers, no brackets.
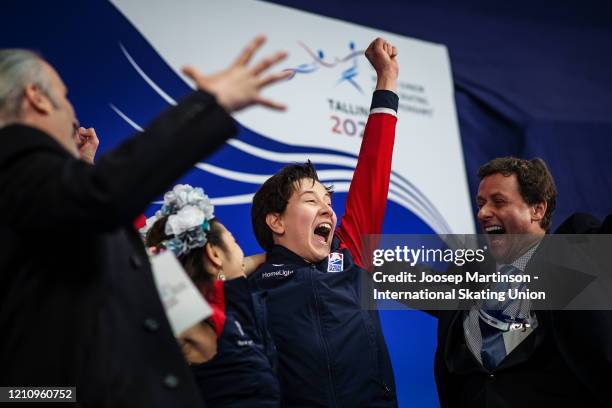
150,251,212,335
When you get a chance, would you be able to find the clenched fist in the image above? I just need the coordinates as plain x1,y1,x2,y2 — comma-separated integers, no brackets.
365,37,398,92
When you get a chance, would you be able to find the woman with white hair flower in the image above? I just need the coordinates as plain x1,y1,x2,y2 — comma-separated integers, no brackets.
144,184,279,407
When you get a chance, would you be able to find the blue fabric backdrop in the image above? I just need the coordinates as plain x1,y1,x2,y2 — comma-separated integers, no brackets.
269,0,612,229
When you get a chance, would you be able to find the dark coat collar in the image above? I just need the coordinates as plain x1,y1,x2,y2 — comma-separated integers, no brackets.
266,235,343,269
267,244,314,268
0,124,69,164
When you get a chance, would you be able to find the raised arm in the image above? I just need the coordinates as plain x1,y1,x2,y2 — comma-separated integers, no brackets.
0,36,289,233
336,38,399,268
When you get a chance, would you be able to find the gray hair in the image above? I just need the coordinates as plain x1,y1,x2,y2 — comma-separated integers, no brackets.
0,49,54,127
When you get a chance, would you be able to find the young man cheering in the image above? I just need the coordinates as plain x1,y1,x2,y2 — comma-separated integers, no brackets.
250,37,399,407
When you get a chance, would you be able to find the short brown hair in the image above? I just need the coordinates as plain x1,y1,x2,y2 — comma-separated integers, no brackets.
251,161,332,251
478,157,557,231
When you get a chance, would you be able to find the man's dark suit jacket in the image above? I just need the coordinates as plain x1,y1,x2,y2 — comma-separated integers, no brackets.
433,217,612,407
0,91,235,407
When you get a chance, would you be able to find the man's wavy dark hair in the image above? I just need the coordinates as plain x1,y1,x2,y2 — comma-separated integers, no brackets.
478,157,557,231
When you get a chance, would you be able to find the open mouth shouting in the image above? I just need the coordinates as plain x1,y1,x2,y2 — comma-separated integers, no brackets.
482,224,535,263
483,223,510,260
313,222,333,246
484,225,506,234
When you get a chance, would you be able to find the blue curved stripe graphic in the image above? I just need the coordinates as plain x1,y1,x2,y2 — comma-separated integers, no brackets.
111,42,453,234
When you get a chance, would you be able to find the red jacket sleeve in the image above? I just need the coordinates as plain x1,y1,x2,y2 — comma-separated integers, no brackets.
336,90,398,269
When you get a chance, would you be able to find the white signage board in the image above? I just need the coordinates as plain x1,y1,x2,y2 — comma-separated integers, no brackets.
112,0,475,234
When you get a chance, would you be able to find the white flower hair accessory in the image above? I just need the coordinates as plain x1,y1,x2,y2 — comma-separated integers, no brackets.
140,184,215,257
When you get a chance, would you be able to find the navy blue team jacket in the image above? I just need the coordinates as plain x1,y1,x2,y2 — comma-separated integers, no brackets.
250,238,397,407
191,277,280,407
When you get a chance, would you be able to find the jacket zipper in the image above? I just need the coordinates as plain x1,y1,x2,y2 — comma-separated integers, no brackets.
310,264,338,407
257,292,275,368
